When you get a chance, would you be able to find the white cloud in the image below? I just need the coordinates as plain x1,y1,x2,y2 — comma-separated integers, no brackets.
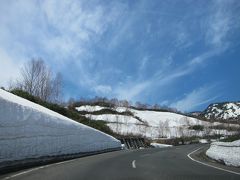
115,81,151,101
106,13,133,50
205,0,236,47
0,0,127,93
94,85,112,95
174,23,192,49
139,56,149,72
170,85,220,112
40,0,113,61
0,0,238,104
188,46,227,66
113,45,226,102
0,48,22,88
108,1,234,103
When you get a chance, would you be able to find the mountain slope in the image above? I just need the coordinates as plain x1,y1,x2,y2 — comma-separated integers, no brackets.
202,102,240,121
75,105,239,139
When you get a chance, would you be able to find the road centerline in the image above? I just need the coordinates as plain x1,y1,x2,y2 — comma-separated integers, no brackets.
132,160,136,169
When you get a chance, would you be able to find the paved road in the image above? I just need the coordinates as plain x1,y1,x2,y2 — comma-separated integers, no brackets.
1,144,239,180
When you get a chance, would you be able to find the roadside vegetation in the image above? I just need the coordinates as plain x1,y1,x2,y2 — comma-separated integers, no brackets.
220,134,240,142
188,125,204,131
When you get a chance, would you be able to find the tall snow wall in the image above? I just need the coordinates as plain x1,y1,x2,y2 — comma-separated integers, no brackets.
0,89,121,164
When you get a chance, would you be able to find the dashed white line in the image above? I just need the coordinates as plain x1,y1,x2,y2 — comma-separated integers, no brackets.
187,147,240,176
2,159,78,179
132,160,136,169
141,153,151,157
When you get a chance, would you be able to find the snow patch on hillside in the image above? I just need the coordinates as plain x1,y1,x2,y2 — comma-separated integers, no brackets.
77,105,238,139
75,105,106,112
84,109,212,138
206,140,240,167
131,109,208,127
0,89,120,163
85,114,141,124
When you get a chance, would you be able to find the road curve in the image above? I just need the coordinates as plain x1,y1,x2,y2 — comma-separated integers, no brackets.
1,144,239,180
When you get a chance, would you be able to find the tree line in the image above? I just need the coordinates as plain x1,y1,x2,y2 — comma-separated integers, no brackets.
69,96,179,113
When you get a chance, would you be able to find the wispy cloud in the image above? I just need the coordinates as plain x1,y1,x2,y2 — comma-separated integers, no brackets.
0,48,22,87
94,85,112,95
115,80,151,101
113,0,238,102
170,85,220,112
0,0,126,90
205,0,237,47
0,0,239,108
188,46,227,66
114,46,226,102
108,1,235,102
139,56,149,72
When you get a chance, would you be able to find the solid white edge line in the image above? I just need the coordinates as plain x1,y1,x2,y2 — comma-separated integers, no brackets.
3,159,77,180
132,160,136,169
187,147,240,176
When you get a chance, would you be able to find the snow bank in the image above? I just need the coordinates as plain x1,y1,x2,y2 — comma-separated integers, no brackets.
0,89,121,164
150,143,173,148
206,140,240,167
199,139,208,144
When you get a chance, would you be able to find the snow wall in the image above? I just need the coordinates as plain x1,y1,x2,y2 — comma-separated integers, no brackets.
206,140,240,167
0,89,121,164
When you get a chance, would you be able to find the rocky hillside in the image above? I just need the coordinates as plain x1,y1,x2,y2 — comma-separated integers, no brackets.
202,102,240,122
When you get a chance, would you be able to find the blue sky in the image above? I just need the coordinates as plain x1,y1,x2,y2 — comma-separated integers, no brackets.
0,0,240,112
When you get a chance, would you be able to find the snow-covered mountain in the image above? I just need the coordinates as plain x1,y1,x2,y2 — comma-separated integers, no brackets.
0,89,120,164
75,105,239,139
202,102,240,121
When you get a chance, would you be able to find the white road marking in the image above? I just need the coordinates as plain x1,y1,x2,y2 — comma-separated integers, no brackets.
3,167,45,180
141,153,151,157
3,159,78,179
187,147,240,176
132,160,136,169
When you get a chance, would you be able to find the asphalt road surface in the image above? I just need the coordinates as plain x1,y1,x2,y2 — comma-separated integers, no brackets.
1,144,239,180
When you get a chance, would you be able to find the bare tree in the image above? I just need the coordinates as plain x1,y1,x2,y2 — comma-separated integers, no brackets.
163,121,170,138
110,98,119,108
14,59,62,102
135,101,148,109
123,115,128,125
183,116,191,137
177,126,184,137
67,97,75,108
205,126,212,138
138,121,149,137
51,72,63,103
115,115,122,134
153,103,160,110
158,121,165,138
